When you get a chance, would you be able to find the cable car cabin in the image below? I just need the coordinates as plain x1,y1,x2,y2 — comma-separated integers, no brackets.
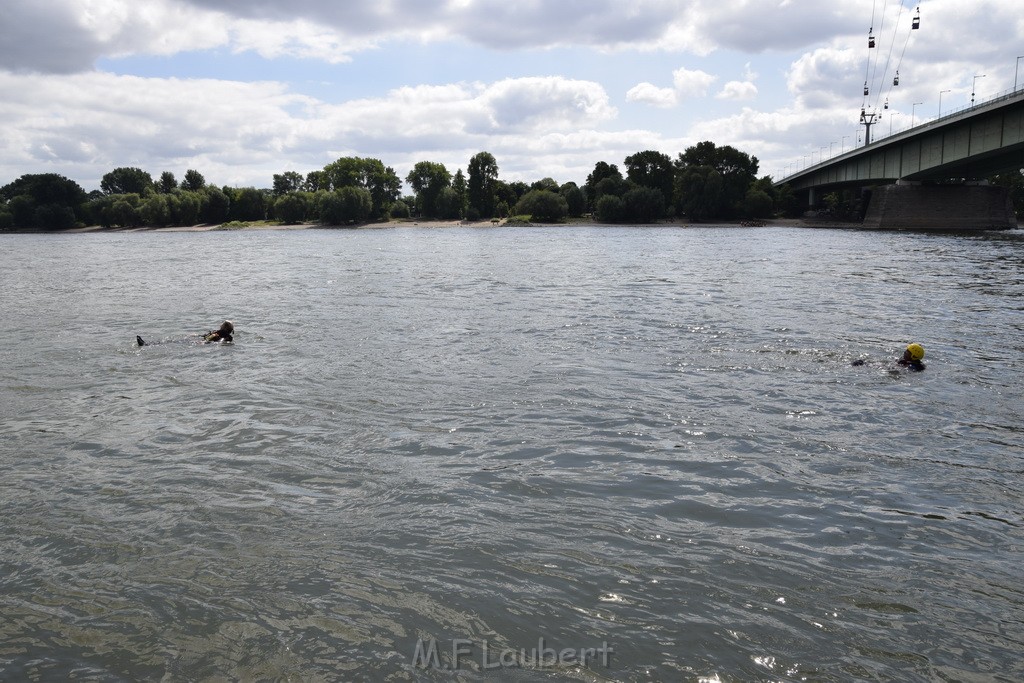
894,71,900,86
864,81,869,96
912,8,920,29
884,98,889,110
868,31,876,48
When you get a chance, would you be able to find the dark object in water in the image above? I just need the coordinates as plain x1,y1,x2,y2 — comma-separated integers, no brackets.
851,358,865,366
137,335,146,347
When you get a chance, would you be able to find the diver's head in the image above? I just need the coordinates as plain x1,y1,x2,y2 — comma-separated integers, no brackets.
220,320,234,334
905,343,925,361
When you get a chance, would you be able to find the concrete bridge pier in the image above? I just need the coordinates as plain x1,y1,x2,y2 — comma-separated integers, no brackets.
861,183,1016,230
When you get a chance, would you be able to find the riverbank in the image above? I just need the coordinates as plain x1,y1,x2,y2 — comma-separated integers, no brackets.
30,216,843,234
6,215,1017,234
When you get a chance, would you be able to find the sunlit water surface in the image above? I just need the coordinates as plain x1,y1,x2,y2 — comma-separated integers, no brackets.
1,226,1023,681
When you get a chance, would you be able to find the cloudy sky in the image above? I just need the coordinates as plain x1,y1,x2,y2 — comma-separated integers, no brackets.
2,0,1022,192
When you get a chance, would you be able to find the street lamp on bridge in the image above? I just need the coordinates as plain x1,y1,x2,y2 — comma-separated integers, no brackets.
971,74,986,107
841,135,849,153
938,89,950,118
1016,57,1024,91
911,102,923,127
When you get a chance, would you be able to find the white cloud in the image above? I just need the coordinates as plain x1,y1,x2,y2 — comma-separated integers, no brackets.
672,68,717,98
0,71,618,189
626,83,678,108
716,80,758,101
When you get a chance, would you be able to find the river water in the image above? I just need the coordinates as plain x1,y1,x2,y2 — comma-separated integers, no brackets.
1,225,1022,682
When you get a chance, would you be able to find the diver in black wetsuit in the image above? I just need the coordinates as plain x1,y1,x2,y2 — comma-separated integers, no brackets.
851,342,926,371
202,320,234,343
137,320,234,346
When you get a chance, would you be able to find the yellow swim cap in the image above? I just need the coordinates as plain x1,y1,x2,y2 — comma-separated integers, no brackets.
906,343,925,360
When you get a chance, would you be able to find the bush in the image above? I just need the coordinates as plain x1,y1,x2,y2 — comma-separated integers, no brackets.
560,184,586,217
200,187,230,224
33,203,77,230
595,194,624,223
741,189,774,219
514,190,568,223
111,199,141,227
319,186,372,225
140,194,171,226
435,186,464,219
621,186,665,223
389,200,410,219
274,193,309,224
0,209,12,230
173,191,202,226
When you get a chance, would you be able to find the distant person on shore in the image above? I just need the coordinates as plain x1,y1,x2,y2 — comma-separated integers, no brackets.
851,342,925,371
136,320,234,346
202,320,234,343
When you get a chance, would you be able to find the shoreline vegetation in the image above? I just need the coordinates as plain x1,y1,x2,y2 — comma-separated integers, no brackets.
4,142,1021,234
40,216,850,234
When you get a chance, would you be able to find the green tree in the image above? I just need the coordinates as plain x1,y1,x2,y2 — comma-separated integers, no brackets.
110,196,142,227
0,173,86,228
273,171,305,196
622,186,666,223
322,157,400,220
770,182,801,218
560,182,585,217
274,192,311,224
304,170,329,192
200,187,230,223
157,171,177,194
7,195,35,227
389,200,410,219
181,169,206,191
624,150,674,207
173,191,202,226
226,187,268,222
140,194,172,226
673,141,758,219
33,204,77,230
594,174,629,202
675,166,723,221
531,177,559,193
452,169,469,218
435,186,465,219
514,190,568,222
101,167,154,196
741,189,774,219
595,194,624,223
467,151,499,218
406,161,451,218
0,173,87,206
319,186,372,225
584,161,621,209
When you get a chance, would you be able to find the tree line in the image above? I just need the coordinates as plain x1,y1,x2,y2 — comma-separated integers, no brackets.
0,141,916,230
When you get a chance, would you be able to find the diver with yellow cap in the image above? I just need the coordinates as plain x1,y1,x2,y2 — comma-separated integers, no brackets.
896,343,926,371
851,342,926,371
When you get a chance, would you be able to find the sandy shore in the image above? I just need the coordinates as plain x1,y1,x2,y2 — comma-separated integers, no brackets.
54,216,841,234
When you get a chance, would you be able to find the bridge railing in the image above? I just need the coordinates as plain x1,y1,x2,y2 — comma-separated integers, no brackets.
780,85,1024,181
880,85,1024,141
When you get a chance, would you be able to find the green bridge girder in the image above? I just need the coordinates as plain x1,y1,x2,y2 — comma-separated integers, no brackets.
779,90,1024,192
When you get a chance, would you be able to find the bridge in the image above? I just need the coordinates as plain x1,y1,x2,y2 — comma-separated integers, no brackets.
777,88,1024,229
